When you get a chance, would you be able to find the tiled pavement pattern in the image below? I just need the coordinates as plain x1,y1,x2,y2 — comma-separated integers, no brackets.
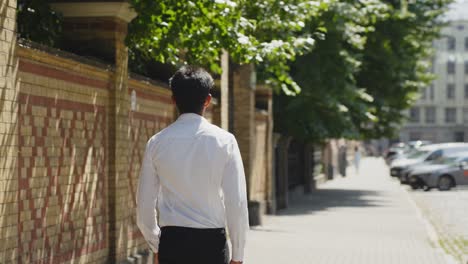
409,185,468,263
245,158,452,264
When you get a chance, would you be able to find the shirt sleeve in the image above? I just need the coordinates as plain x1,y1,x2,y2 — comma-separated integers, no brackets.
136,139,161,253
221,135,249,261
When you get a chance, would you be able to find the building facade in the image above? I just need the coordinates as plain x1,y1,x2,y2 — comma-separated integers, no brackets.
399,2,468,143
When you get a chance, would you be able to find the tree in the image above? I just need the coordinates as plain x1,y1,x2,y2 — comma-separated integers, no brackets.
356,0,453,138
128,0,329,94
274,0,452,142
17,0,63,47
17,0,452,142
275,0,389,142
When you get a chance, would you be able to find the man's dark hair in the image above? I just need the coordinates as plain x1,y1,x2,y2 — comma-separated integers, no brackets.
169,66,214,114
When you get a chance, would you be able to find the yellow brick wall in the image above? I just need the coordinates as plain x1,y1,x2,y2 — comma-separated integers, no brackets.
0,0,19,263
116,78,174,258
16,45,112,263
2,11,276,261
10,45,177,263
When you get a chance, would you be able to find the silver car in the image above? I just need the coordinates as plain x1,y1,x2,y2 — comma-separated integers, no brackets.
394,143,468,183
408,153,468,191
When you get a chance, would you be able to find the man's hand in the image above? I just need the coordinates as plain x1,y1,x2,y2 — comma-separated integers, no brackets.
230,261,242,264
154,253,159,264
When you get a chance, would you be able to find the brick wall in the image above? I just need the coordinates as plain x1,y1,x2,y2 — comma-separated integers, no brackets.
3,39,274,262
0,39,176,262
16,44,112,263
116,77,174,258
2,2,275,259
204,100,216,124
0,0,19,263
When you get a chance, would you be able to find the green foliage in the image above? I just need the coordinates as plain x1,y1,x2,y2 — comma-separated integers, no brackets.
17,0,62,47
275,0,452,142
275,0,389,142
241,0,327,95
128,0,329,94
15,0,452,142
356,0,452,138
128,0,247,74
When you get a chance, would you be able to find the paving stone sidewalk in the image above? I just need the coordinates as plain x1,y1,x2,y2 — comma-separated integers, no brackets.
409,185,468,263
244,158,453,264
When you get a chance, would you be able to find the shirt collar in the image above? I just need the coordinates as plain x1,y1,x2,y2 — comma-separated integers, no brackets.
177,113,207,123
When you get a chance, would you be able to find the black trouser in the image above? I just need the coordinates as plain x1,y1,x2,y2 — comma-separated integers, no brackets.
158,226,230,264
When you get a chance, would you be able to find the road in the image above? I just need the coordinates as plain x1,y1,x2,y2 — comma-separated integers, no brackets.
244,158,455,264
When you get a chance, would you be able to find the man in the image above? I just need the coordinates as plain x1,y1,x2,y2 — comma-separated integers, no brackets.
136,66,249,264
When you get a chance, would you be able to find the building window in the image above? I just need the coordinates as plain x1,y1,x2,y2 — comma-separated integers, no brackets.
448,37,456,50
447,84,455,99
445,108,456,123
410,107,420,123
429,84,434,100
465,37,468,51
465,84,468,99
421,87,427,100
409,132,422,141
425,107,436,124
454,132,465,142
465,61,468,75
463,108,468,123
447,61,455,74
457,25,465,31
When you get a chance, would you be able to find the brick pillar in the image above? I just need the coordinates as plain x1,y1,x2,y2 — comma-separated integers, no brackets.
232,64,259,224
303,143,315,193
232,64,255,191
265,98,274,214
255,86,275,214
276,136,291,210
110,17,133,262
50,2,138,262
220,50,229,130
206,99,218,125
322,140,339,180
0,0,19,262
51,2,137,63
269,133,281,214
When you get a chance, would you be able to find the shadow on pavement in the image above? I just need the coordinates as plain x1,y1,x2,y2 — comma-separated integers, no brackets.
278,189,387,216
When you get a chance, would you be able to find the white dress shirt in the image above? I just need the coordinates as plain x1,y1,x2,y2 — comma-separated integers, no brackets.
136,113,249,261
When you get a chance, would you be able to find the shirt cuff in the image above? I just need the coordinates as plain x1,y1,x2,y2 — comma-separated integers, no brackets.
148,242,159,254
231,247,244,262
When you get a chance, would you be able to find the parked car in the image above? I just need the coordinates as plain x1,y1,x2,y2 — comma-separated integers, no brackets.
387,145,415,166
385,147,406,165
407,140,431,149
402,151,467,188
390,147,434,177
388,141,433,167
408,152,468,191
389,143,468,181
387,140,433,165
399,144,468,184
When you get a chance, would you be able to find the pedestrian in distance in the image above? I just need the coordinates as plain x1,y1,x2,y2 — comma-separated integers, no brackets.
339,145,347,177
354,146,361,174
136,66,249,264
